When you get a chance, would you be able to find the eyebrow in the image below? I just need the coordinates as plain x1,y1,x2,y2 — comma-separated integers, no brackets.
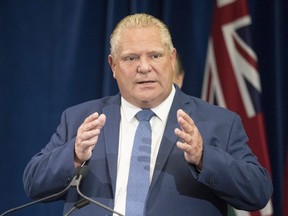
121,48,165,56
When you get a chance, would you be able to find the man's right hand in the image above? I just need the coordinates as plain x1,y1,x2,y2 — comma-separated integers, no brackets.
74,112,106,167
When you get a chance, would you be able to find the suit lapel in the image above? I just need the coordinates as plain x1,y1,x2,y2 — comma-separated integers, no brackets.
150,88,193,190
102,95,121,196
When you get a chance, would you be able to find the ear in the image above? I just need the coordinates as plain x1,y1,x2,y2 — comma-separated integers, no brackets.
171,48,177,71
108,55,116,78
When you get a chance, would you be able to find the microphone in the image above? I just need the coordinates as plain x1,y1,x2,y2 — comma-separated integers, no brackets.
64,165,124,216
0,166,84,216
1,166,124,216
64,198,90,216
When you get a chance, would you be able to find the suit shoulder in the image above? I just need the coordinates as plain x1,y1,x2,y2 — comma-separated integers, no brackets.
64,95,119,116
185,94,239,120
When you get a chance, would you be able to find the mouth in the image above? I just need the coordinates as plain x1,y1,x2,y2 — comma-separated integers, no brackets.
137,80,156,85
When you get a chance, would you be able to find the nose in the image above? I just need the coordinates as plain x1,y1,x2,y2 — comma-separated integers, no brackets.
137,57,151,73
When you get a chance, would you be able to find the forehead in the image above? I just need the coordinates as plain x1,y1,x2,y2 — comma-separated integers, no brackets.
120,26,161,39
117,27,166,52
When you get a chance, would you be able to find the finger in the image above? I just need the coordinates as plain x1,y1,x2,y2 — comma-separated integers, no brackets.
75,131,99,152
177,116,195,136
80,128,101,141
176,141,192,152
174,128,193,144
81,113,106,132
177,110,195,134
177,109,194,127
96,114,106,129
83,112,100,124
79,113,99,132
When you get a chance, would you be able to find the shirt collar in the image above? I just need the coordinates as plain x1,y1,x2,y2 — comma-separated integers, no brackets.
121,85,176,122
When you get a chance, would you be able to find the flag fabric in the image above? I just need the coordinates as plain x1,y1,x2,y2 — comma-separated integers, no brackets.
201,0,273,215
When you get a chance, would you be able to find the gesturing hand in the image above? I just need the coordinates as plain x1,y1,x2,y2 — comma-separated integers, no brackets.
174,109,203,170
74,112,106,166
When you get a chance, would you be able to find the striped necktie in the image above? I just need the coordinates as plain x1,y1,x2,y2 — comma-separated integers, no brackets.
125,109,154,216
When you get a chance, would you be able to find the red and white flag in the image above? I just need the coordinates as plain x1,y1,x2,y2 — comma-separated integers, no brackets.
201,0,273,215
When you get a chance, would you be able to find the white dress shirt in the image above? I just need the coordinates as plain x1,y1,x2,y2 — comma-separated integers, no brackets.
113,86,176,215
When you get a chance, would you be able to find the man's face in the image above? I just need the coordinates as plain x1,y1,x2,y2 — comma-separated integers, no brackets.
109,27,176,108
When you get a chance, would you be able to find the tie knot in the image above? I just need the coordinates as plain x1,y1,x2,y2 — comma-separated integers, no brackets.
136,109,154,122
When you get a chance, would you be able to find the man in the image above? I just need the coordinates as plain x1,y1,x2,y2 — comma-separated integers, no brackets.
173,54,185,88
23,13,273,216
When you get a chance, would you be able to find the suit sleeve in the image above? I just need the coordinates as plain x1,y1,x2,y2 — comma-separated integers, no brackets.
23,110,76,199
195,114,273,211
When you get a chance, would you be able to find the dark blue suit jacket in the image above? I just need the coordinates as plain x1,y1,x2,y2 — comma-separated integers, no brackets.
23,87,272,216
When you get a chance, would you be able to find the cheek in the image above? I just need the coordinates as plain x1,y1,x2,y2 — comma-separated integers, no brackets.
158,67,174,82
116,66,135,84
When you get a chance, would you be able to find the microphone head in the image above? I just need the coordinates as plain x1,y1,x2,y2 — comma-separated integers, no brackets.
74,166,81,176
79,165,89,178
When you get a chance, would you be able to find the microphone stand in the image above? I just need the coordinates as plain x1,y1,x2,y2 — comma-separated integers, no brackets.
64,173,124,216
0,165,124,216
0,166,82,216
0,174,77,216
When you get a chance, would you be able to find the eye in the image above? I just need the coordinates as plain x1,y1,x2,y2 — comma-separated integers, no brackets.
124,56,138,62
151,53,162,59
